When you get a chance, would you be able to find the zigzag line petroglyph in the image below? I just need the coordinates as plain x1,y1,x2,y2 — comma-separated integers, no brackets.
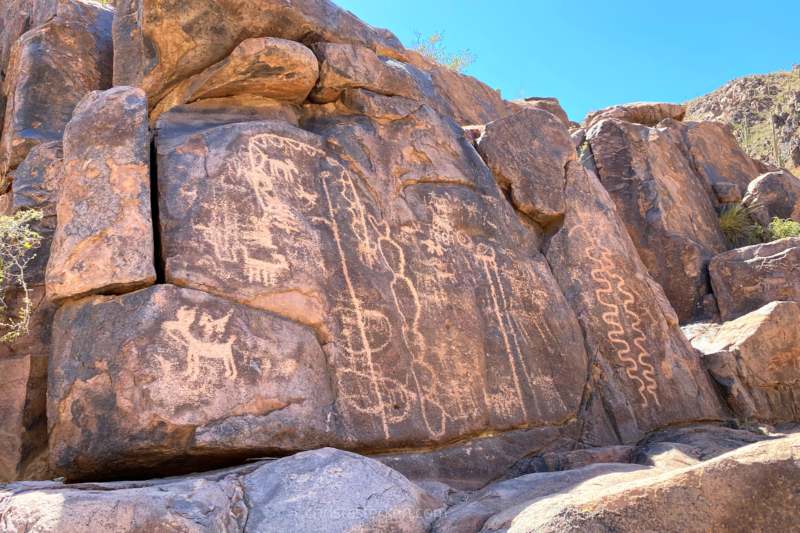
576,225,656,406
162,307,238,381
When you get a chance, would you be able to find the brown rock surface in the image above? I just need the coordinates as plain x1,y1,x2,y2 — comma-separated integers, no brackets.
686,302,800,423
744,170,800,226
156,104,589,459
46,87,156,304
587,118,728,323
0,0,113,170
150,37,319,123
112,0,406,110
507,435,800,533
9,141,63,216
585,102,687,128
513,97,571,127
476,108,575,225
336,88,423,120
710,237,800,321
545,162,725,443
0,355,48,483
48,284,337,481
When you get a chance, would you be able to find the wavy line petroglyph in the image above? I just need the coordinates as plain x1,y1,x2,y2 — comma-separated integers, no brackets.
575,224,658,406
162,307,238,380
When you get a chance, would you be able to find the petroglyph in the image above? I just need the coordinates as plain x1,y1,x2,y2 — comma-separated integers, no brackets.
577,225,659,406
162,307,239,380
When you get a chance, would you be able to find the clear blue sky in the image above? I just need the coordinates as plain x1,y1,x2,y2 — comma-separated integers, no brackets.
335,0,800,123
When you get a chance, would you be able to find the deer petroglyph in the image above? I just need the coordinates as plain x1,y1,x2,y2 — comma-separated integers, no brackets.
162,307,239,381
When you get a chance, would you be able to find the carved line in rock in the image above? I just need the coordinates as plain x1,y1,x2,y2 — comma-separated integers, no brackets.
162,307,239,381
576,224,659,407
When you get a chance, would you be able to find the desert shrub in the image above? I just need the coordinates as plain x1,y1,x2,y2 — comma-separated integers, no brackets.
411,31,476,74
0,209,44,342
718,203,757,246
768,217,800,240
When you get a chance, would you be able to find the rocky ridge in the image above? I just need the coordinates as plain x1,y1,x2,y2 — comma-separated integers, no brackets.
0,0,798,531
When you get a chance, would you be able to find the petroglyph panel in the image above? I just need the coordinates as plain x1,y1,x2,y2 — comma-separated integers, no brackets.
47,285,336,481
546,162,726,443
157,107,588,454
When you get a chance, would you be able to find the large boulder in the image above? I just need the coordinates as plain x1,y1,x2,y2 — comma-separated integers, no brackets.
0,0,113,170
512,97,571,128
0,448,442,533
686,301,800,423
710,237,800,321
507,435,800,533
46,87,156,304
476,108,575,225
584,102,687,128
586,118,727,324
9,141,63,216
744,170,800,226
47,284,336,481
149,37,320,124
0,355,48,483
112,0,406,110
155,102,589,466
545,161,725,444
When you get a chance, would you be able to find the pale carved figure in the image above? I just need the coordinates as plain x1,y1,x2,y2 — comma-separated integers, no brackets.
162,307,239,380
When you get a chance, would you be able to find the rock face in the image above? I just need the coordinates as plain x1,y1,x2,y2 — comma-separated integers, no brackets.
0,449,443,533
0,0,113,170
587,118,728,323
507,435,800,533
9,141,63,216
744,170,800,226
46,87,156,304
0,355,48,483
585,102,687,128
710,237,800,321
686,302,800,423
112,0,406,110
150,37,319,123
512,97,571,128
545,161,725,444
48,284,336,480
476,108,574,225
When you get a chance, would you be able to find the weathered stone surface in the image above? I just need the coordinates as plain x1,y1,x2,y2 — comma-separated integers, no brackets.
670,119,760,199
0,355,48,483
0,0,33,77
48,284,336,480
507,435,800,533
545,162,726,444
687,302,800,423
512,97,571,128
150,37,319,123
710,237,800,321
587,118,728,323
0,449,442,533
9,141,62,216
0,0,113,170
405,49,515,126
46,87,155,304
336,88,423,120
309,43,455,121
497,445,634,483
585,101,687,128
432,464,652,533
712,181,743,203
157,105,589,459
243,448,443,533
476,108,575,225
112,0,406,110
744,170,800,226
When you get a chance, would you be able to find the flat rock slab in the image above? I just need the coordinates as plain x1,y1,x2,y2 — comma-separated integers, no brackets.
48,284,336,481
1,448,442,533
687,301,800,423
585,101,687,128
710,237,800,321
0,0,113,170
545,162,725,443
46,87,156,303
156,106,588,460
112,0,406,108
507,435,800,533
476,108,575,225
587,118,728,323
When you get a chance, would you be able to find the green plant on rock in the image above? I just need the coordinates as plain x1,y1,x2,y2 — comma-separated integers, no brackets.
768,217,800,240
411,31,476,74
718,202,757,247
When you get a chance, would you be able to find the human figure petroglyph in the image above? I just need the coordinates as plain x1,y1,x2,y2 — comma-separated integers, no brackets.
162,307,239,381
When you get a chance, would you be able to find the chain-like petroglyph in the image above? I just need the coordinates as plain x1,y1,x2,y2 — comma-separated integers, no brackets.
162,307,238,380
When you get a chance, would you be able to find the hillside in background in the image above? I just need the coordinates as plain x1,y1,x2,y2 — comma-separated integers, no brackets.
688,64,800,176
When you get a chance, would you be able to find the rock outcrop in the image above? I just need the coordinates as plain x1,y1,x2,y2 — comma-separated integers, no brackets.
710,237,800,321
744,170,800,226
512,97,571,128
584,102,687,128
686,301,800,423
